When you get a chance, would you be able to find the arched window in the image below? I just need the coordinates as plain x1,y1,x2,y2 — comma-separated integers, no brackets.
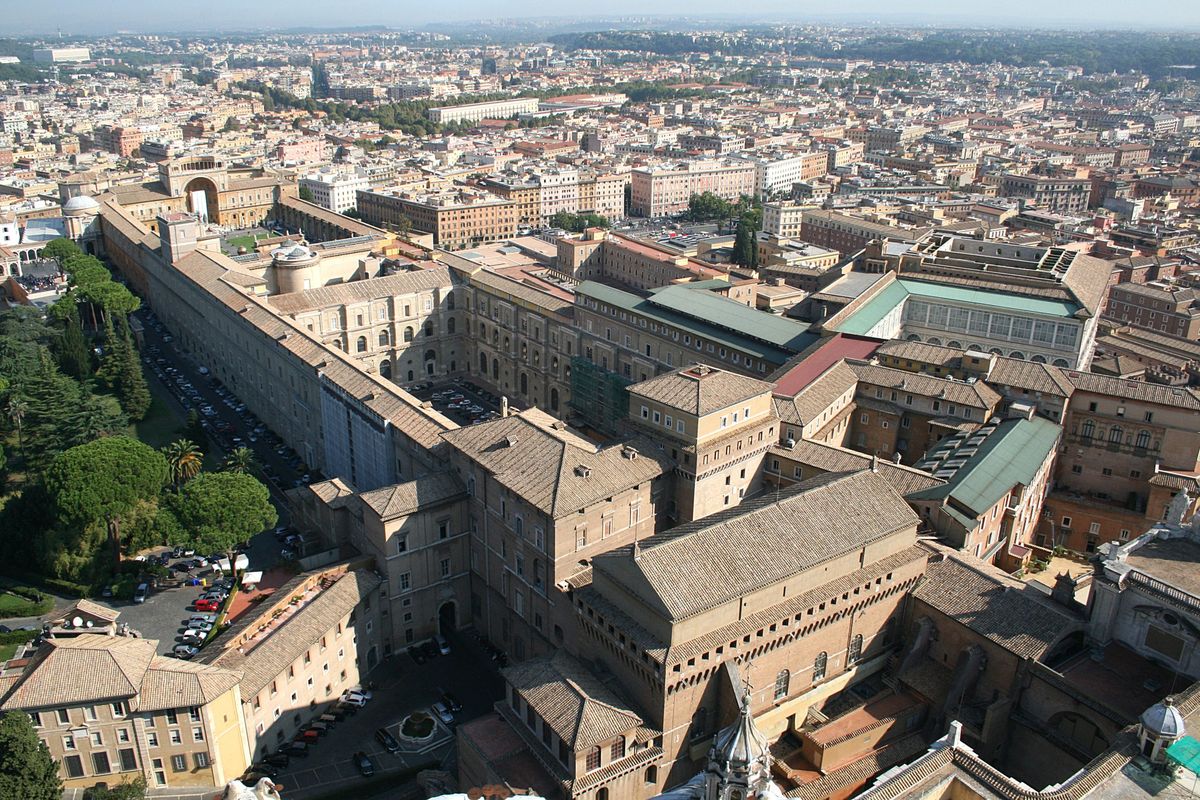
597,789,609,800
403,327,414,342
645,766,658,784
774,669,790,700
380,360,391,378
947,340,962,349
407,370,414,382
1052,358,1070,368
492,359,499,380
1135,431,1151,450
378,330,389,346
927,338,942,346
520,373,528,395
1009,351,1025,360
1109,427,1123,444
586,746,601,772
611,738,625,760
848,633,863,664
1031,354,1047,364
550,388,559,411
424,320,434,337
813,651,827,682
479,352,488,373
1081,420,1095,441
447,317,456,334
356,336,367,353
446,292,455,310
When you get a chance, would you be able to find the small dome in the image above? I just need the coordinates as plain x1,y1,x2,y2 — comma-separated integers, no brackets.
1141,696,1186,739
271,243,317,262
62,195,100,216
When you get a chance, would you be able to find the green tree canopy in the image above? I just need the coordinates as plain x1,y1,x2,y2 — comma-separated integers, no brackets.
44,436,169,531
0,711,62,800
40,237,81,264
171,471,277,561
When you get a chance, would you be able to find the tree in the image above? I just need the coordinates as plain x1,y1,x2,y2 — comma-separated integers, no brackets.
223,116,242,132
85,776,147,800
115,316,149,421
223,446,257,474
54,303,92,381
44,436,169,548
163,439,203,486
0,711,62,800
298,185,315,203
40,237,80,265
732,219,756,267
171,472,277,573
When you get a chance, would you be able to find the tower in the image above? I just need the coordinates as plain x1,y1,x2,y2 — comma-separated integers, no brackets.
703,688,777,800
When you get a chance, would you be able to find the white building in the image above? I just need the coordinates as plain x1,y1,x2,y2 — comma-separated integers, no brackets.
426,98,539,124
761,201,810,239
300,169,370,214
738,153,809,197
33,47,90,64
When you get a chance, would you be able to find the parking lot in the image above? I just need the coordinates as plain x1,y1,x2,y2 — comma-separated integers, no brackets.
271,632,504,799
408,378,508,427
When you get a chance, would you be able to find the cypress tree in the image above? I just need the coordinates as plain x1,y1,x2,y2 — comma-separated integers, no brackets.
117,316,150,421
55,303,92,381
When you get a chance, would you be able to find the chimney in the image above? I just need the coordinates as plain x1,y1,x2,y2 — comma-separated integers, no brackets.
500,396,509,418
870,453,879,473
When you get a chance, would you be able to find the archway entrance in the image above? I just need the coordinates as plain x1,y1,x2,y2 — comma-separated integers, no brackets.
438,601,456,638
184,177,219,223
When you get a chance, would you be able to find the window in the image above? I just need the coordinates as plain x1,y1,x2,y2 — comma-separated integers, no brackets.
172,755,187,772
147,732,159,747
645,766,659,784
1061,516,1072,528
63,734,76,750
848,634,863,664
399,572,411,592
439,520,450,539
356,336,367,352
64,755,84,779
1135,431,1151,450
441,558,451,577
170,730,182,745
611,738,626,760
813,651,827,682
92,751,111,775
194,752,210,769
1109,427,1123,444
91,731,103,746
586,746,602,772
192,726,204,742
774,669,790,700
119,748,137,771
57,709,70,724
690,708,708,741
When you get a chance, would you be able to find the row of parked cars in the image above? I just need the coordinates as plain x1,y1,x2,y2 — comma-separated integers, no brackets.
171,577,234,660
240,688,374,781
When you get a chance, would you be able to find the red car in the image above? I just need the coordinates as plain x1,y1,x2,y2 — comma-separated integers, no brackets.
295,729,319,744
195,598,220,612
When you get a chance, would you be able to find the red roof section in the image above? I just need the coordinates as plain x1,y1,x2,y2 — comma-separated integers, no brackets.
772,334,883,398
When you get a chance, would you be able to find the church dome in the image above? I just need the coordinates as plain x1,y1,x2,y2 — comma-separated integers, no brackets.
1141,696,1186,739
270,242,319,265
62,194,100,216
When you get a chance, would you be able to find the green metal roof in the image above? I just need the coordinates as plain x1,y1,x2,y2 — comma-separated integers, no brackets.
1167,736,1200,773
832,281,910,336
830,278,1082,337
576,281,818,365
909,416,1062,517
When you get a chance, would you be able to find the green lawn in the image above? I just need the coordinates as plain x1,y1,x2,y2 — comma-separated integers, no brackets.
131,392,180,450
0,643,17,661
226,233,268,252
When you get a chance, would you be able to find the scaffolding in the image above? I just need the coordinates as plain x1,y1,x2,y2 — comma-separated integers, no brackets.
569,356,631,435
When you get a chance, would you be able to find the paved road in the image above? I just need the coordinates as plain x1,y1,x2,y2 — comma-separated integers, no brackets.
271,631,503,799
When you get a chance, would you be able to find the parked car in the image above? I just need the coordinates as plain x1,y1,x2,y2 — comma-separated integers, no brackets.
435,634,451,655
295,729,319,744
440,692,463,713
194,598,220,612
173,644,198,659
408,644,427,665
189,613,217,625
340,690,369,708
244,764,279,781
180,629,205,642
431,701,455,726
280,742,309,757
375,727,401,753
354,751,375,777
186,620,214,634
307,721,330,735
133,584,149,604
262,753,290,768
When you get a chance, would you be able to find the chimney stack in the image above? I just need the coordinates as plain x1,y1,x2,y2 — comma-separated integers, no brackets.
500,396,509,418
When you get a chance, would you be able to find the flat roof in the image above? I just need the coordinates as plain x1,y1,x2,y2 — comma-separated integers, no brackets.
772,334,883,397
1126,538,1200,599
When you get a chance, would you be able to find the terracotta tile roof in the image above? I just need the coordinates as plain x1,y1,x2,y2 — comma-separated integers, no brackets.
773,360,858,426
0,634,241,712
848,359,1002,409
205,569,380,697
267,267,454,316
357,471,465,521
440,411,668,518
629,365,773,416
1064,370,1200,409
503,651,642,749
592,470,919,622
768,442,944,497
911,555,1080,660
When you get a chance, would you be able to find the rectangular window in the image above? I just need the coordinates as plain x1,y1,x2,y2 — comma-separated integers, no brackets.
192,727,204,742
57,709,70,725
64,755,84,779
441,558,451,577
399,572,411,591
92,752,111,775
172,755,187,772
194,752,210,769
119,748,137,771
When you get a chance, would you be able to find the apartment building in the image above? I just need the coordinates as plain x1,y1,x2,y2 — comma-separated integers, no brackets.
427,98,540,124
735,151,827,197
356,188,516,250
299,169,370,214
999,173,1090,215
1105,282,1200,339
761,201,812,239
799,210,930,255
0,635,248,790
629,161,756,217
201,566,384,759
90,125,144,158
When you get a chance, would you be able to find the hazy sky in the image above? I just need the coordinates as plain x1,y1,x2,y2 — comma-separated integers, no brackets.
6,0,1200,34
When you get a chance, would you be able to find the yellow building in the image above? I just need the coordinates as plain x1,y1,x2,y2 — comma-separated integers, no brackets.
0,634,249,790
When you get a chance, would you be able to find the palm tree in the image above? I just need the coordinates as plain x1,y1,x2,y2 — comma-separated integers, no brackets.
223,446,257,475
163,439,203,486
7,397,27,453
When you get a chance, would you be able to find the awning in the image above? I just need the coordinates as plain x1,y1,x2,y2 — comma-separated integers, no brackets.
1166,735,1200,773
241,571,264,586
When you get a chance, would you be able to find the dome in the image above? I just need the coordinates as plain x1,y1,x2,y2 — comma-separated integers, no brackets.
270,243,317,263
1141,696,1186,739
62,194,100,216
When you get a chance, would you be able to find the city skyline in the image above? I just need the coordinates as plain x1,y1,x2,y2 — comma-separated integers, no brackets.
5,1,1200,34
